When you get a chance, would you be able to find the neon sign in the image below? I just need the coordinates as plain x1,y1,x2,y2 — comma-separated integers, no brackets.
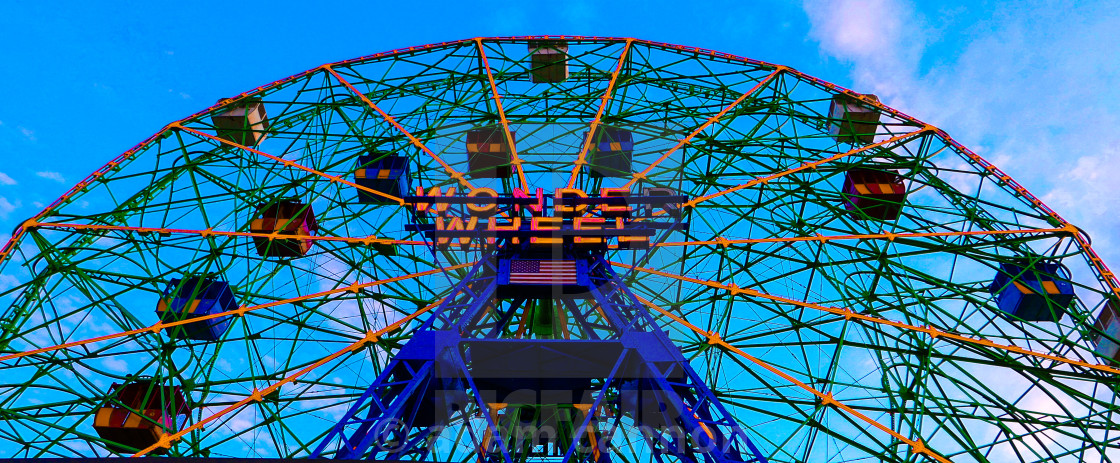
404,187,686,251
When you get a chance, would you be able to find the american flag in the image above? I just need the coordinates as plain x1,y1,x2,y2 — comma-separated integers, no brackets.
508,260,578,285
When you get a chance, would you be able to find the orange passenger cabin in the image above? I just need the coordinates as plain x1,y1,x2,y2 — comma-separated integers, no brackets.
250,199,319,258
587,127,634,178
92,379,190,454
529,40,569,83
211,98,269,146
1092,302,1120,364
467,128,514,179
828,93,881,145
841,168,906,220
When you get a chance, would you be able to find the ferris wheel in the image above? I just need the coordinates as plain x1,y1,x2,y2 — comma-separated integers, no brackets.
1,36,1119,462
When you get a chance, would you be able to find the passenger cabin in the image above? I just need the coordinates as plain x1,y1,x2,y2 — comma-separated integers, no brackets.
92,379,189,453
841,168,906,220
496,259,591,299
528,40,569,83
211,98,269,146
828,93,881,145
989,262,1075,322
355,153,411,204
156,276,236,341
250,200,319,258
587,127,634,178
467,128,514,178
1092,302,1120,364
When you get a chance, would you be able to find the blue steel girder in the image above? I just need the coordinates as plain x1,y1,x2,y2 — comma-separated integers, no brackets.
313,252,768,463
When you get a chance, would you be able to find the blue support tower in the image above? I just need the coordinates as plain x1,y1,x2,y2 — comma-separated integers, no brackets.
312,192,768,463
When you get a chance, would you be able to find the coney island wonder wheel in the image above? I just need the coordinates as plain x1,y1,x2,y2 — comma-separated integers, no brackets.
3,36,1120,463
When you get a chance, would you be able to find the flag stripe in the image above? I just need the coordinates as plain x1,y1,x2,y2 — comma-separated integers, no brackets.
509,260,579,285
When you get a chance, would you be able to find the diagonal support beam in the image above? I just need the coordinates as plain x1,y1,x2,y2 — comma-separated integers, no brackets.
614,261,1120,377
673,127,934,214
567,39,634,189
0,265,470,364
654,226,1074,248
131,329,382,457
25,221,425,247
174,124,404,205
623,67,786,189
634,295,951,463
324,65,477,193
475,38,529,191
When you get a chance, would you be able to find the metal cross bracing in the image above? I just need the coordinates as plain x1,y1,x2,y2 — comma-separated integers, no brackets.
311,246,770,463
0,36,1118,462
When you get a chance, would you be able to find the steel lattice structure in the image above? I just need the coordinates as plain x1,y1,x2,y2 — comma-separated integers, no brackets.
1,36,1119,462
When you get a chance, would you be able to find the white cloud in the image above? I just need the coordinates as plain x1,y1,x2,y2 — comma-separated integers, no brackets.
803,0,1120,265
17,126,35,142
0,196,19,219
100,357,130,373
802,1,1120,459
802,0,926,105
0,172,15,185
35,171,65,183
0,274,18,292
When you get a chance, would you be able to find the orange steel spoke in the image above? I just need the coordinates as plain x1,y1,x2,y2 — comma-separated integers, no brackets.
676,127,933,213
635,295,951,463
172,125,403,205
475,38,528,191
654,226,1073,248
623,68,785,189
25,221,426,247
324,65,476,192
131,296,449,457
132,334,371,456
615,261,1120,376
567,39,634,189
0,263,472,364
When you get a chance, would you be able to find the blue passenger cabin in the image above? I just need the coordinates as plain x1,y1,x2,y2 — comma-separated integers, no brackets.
988,262,1075,322
156,277,236,341
496,259,591,299
354,153,411,204
587,127,634,178
467,128,514,178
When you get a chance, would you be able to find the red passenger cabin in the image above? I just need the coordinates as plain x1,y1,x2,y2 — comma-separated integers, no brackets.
841,168,906,220
467,128,514,178
250,199,319,258
92,379,190,453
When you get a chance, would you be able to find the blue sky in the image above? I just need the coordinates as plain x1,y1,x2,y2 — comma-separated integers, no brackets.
1,0,1119,263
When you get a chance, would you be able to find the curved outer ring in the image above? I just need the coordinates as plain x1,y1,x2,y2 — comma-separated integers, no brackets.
3,35,1113,305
